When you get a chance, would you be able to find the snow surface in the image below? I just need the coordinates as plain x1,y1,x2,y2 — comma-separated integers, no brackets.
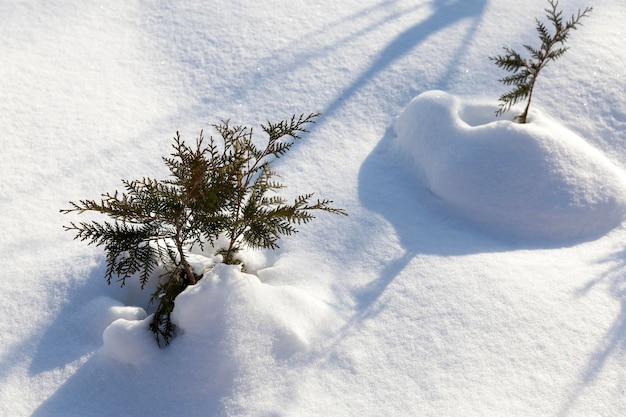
393,90,626,243
2,0,626,416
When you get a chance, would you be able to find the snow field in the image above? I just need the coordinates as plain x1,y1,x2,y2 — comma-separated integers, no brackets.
2,0,626,416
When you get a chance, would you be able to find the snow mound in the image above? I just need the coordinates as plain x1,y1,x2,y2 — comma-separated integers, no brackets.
102,316,158,365
80,296,147,341
100,262,330,365
393,90,626,243
173,263,329,360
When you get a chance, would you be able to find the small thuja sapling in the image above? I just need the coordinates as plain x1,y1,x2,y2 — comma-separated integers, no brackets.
61,113,347,346
490,0,592,123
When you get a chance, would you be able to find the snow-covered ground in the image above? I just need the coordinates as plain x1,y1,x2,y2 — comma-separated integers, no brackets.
2,0,626,415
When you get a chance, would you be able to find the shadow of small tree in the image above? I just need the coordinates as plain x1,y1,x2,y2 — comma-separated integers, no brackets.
26,258,148,376
323,0,488,122
559,246,626,416
355,126,514,311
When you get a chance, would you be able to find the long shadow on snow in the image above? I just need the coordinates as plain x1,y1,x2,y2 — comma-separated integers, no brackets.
558,247,626,416
30,261,238,417
337,0,491,317
322,0,488,122
356,122,613,314
148,0,423,118
26,259,150,376
355,126,509,312
31,342,236,417
0,260,111,379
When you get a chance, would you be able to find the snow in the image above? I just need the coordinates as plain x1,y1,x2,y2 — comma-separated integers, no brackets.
393,90,626,243
2,0,626,416
171,264,332,360
101,315,155,365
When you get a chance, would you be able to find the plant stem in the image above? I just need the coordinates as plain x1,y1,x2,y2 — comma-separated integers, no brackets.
518,81,534,123
173,217,196,285
223,143,269,264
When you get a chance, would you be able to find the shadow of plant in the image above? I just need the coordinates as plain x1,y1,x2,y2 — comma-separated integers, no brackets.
30,1,494,414
28,258,238,417
30,339,236,417
323,0,488,121
559,246,626,415
25,259,144,375
344,0,490,321
145,0,425,117
355,125,510,310
582,248,626,373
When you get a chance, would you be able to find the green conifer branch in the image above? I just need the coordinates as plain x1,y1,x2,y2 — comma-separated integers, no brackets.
62,112,346,346
490,0,592,123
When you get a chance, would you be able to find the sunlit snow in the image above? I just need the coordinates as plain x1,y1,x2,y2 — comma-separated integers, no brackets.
2,1,626,416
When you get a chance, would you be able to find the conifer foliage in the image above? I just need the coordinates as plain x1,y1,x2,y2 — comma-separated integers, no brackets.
61,113,347,345
490,0,592,123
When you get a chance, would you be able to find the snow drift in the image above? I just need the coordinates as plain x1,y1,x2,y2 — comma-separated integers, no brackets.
7,1,626,416
100,263,332,365
393,90,626,243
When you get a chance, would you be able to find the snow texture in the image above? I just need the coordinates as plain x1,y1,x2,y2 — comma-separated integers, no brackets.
172,264,331,360
3,0,626,416
393,90,626,243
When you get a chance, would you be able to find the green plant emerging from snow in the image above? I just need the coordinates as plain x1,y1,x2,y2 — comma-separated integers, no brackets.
61,113,347,345
490,0,592,123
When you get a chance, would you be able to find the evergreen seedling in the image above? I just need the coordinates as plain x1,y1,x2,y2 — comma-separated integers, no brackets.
490,0,592,123
62,113,346,346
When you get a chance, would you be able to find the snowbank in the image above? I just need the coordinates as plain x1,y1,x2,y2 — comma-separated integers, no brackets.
393,90,626,243
80,296,147,341
8,1,626,415
100,262,331,365
102,315,157,365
